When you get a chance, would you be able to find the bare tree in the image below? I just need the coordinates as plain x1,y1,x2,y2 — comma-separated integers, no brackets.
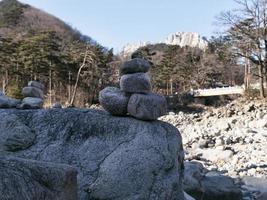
218,0,267,97
69,46,94,106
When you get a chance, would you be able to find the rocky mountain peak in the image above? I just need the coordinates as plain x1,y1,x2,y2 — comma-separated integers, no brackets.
120,31,208,57
165,32,208,49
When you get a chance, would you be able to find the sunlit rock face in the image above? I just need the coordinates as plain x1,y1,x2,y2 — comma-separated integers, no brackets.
121,41,151,58
165,32,208,49
120,32,208,58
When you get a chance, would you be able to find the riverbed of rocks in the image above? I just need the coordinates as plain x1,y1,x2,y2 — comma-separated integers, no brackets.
161,98,267,179
160,98,267,200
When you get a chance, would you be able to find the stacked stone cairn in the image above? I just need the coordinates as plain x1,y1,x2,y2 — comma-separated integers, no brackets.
20,81,44,109
99,58,167,120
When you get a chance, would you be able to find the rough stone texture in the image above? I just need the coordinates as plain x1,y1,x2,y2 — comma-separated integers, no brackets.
128,93,167,120
22,86,44,99
28,80,45,90
120,58,150,75
0,95,21,108
0,155,77,200
120,73,151,93
99,87,129,116
0,109,184,200
0,112,36,151
183,162,242,200
20,97,43,109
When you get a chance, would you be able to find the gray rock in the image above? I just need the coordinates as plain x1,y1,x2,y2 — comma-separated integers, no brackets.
99,87,129,116
201,173,242,200
120,58,151,74
0,112,36,151
183,161,206,193
21,97,43,109
28,80,45,90
242,176,267,191
128,93,167,120
0,109,184,200
53,102,62,109
120,73,151,93
0,90,4,96
0,155,77,200
0,95,21,108
22,86,44,99
184,161,242,200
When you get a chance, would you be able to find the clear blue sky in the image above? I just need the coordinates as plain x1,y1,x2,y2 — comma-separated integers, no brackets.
19,0,239,51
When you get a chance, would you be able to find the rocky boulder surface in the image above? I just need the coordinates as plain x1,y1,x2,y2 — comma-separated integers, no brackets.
0,155,77,200
0,92,21,108
0,108,185,200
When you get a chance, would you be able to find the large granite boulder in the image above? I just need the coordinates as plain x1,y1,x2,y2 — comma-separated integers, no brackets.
0,155,77,200
0,109,185,200
0,112,36,151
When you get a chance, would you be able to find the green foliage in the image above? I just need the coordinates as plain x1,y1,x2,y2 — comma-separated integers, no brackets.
0,0,115,106
132,40,242,94
7,82,23,99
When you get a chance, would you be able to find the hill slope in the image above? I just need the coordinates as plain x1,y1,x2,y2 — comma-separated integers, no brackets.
0,0,87,42
0,0,114,106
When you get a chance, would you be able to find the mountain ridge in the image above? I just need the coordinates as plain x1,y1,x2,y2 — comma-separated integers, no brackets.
120,32,208,58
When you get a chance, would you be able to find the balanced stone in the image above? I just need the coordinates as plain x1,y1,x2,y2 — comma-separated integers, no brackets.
120,73,151,93
99,87,129,116
22,86,44,99
128,93,167,120
20,97,43,109
28,81,44,90
120,58,151,75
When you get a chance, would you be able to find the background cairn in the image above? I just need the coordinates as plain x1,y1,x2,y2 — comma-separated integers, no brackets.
99,58,167,121
20,81,44,109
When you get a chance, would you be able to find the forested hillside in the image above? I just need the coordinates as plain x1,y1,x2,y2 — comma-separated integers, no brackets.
0,0,114,106
131,37,244,95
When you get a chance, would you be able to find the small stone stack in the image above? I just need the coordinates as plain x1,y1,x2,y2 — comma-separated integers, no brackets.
20,81,44,109
99,58,167,121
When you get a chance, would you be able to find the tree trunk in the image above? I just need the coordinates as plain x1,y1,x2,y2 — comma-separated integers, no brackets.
258,65,265,98
70,46,89,106
166,81,169,95
2,70,9,94
49,69,52,106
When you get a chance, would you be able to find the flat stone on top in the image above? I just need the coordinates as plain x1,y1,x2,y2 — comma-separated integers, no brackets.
28,81,44,90
128,93,167,120
120,58,150,75
120,73,151,93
